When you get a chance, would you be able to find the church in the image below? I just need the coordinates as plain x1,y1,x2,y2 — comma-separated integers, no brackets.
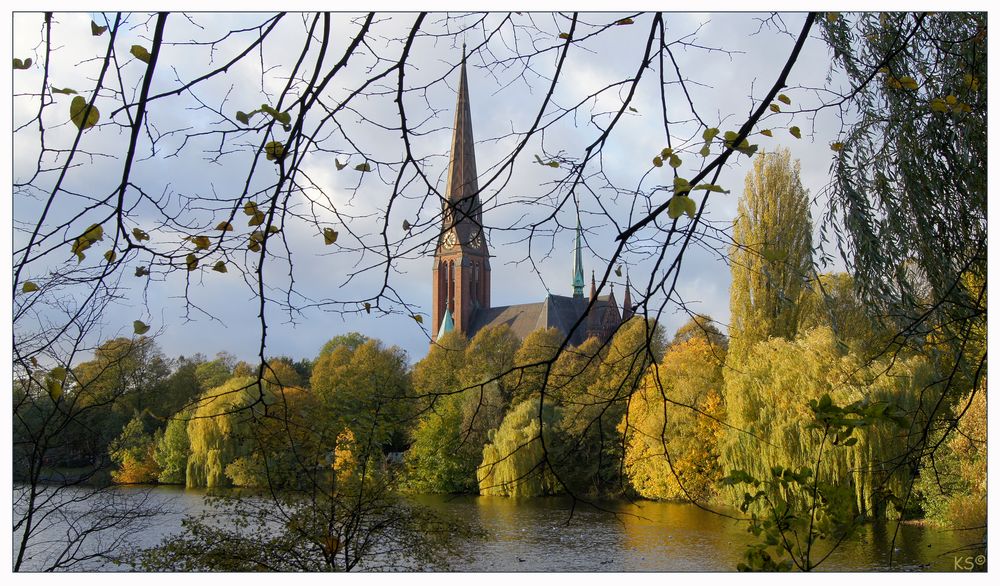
430,53,631,346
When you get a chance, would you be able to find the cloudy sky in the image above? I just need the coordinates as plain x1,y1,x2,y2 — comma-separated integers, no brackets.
12,10,861,366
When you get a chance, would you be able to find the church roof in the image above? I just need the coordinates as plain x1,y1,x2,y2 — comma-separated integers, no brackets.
468,293,618,346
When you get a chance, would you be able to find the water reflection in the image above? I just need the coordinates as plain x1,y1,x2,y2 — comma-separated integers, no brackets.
15,485,984,572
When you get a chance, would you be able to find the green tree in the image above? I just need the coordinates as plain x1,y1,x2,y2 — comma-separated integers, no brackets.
555,318,664,495
310,338,413,452
411,331,468,399
670,314,727,349
798,273,885,357
727,148,812,365
510,327,564,406
405,331,482,493
193,352,235,390
153,414,191,484
458,324,521,405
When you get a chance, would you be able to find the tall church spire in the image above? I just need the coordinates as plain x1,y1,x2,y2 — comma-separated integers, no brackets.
443,46,481,233
432,48,491,341
572,216,585,298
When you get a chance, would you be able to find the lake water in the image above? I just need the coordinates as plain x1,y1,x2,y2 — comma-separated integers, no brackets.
13,485,985,572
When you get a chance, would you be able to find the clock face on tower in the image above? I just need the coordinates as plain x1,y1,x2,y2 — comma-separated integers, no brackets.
443,231,457,249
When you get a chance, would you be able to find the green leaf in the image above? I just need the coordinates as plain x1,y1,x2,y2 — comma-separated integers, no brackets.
71,223,104,262
760,129,773,137
668,195,696,220
260,104,291,125
185,254,198,271
842,437,858,447
243,201,258,216
558,32,570,40
13,57,33,70
702,128,719,142
354,162,371,172
323,227,338,245
212,261,227,273
668,154,682,168
789,126,801,139
661,147,673,158
132,227,150,241
69,96,100,130
335,158,347,171
104,249,116,263
130,45,151,64
652,156,663,168
133,320,150,335
51,87,77,95
777,94,791,105
248,211,265,226
616,17,634,25
91,20,107,36
769,103,781,113
699,144,710,157
673,176,691,195
413,314,424,324
235,111,250,125
265,141,285,162
546,160,560,168
694,183,730,193
22,281,39,293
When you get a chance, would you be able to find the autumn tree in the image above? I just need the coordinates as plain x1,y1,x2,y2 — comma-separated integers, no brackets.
109,416,160,484
727,148,812,365
622,326,726,502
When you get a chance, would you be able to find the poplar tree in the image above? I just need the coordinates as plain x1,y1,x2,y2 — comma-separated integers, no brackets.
727,148,812,366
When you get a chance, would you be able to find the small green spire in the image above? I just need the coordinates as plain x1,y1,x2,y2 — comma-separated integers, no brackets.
437,307,455,341
572,216,585,298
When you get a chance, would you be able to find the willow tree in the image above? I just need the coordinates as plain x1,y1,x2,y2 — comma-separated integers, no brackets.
722,326,937,519
477,398,560,497
727,148,812,365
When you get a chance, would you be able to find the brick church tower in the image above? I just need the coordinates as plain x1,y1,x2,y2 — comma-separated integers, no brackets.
432,50,491,340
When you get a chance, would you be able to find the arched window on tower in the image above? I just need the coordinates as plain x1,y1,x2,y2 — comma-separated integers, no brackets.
448,260,455,311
